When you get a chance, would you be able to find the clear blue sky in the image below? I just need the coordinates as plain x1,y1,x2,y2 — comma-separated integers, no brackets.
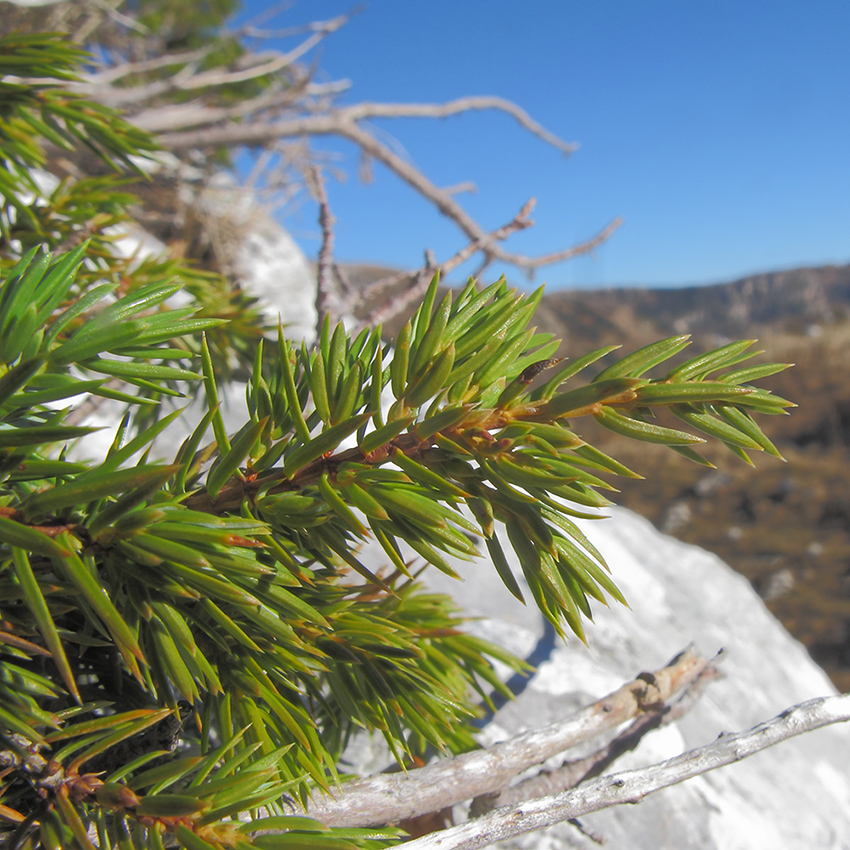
238,1,850,290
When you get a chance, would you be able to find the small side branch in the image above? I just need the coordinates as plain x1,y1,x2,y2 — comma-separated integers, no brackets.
397,692,850,850
356,199,536,330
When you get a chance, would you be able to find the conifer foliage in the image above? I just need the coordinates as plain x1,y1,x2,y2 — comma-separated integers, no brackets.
0,31,792,850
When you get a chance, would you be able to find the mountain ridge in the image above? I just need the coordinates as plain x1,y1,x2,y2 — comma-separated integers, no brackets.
538,262,850,353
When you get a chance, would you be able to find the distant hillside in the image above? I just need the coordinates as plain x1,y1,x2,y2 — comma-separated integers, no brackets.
537,264,850,355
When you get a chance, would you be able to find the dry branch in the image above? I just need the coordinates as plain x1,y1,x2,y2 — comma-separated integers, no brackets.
154,106,621,275
56,5,623,279
471,655,722,814
299,648,710,827
310,166,339,327
396,692,850,850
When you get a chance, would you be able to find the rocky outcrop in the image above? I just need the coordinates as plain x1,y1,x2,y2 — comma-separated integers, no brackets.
416,509,850,848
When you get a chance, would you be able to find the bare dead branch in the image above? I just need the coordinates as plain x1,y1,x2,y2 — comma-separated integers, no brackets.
298,647,709,827
130,81,295,133
66,2,620,283
310,167,339,327
157,110,620,275
62,5,623,294
472,655,722,814
396,691,850,850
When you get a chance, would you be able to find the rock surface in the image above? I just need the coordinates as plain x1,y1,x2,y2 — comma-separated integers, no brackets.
418,508,850,849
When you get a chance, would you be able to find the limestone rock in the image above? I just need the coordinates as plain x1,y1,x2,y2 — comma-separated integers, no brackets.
419,508,850,849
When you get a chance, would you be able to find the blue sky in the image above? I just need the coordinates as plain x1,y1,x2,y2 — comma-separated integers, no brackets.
238,1,850,290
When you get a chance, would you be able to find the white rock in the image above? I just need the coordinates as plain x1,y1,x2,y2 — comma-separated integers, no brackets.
419,509,850,849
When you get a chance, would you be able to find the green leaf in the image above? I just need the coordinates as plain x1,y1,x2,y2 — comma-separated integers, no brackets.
0,516,72,557
201,331,230,452
484,534,524,602
391,320,412,398
719,362,794,384
635,381,755,406
0,423,100,448
51,540,144,678
666,339,757,381
206,417,268,500
33,242,89,325
404,342,455,407
283,413,370,477
331,361,362,425
308,351,331,424
594,406,705,445
411,290,451,378
390,447,470,497
317,472,368,536
100,407,186,473
88,466,180,538
49,319,144,365
25,464,181,519
530,345,622,402
717,405,784,459
413,403,472,441
595,335,692,380
138,797,211,818
278,330,311,444
537,378,643,419
54,788,98,850
12,547,80,701
359,413,415,456
83,357,201,382
670,406,764,450
43,282,117,348
0,301,38,362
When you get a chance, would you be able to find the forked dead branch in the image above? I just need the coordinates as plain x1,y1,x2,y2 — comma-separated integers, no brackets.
36,5,624,279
